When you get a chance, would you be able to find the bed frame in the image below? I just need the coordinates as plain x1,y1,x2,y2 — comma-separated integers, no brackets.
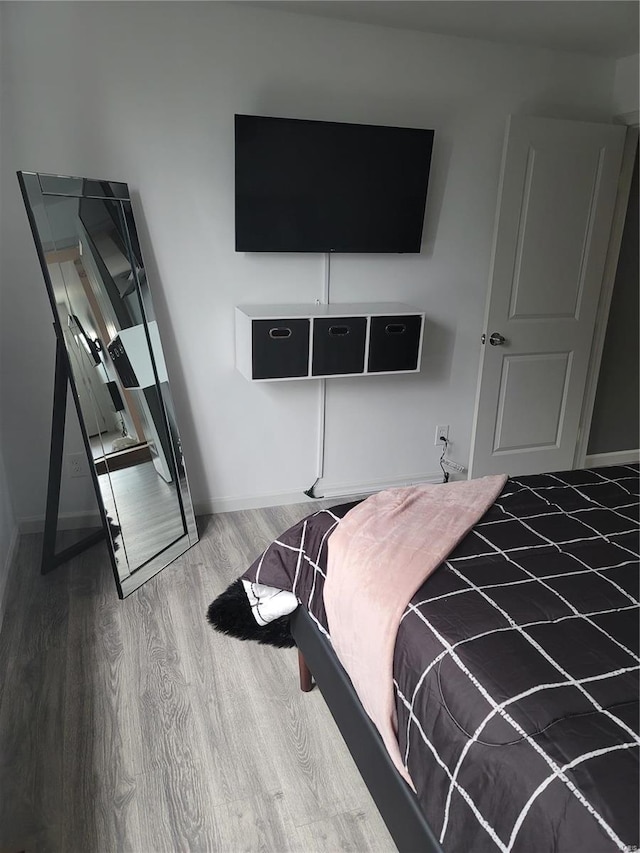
290,606,444,853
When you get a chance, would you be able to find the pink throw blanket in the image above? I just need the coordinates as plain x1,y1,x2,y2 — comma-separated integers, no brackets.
323,475,508,788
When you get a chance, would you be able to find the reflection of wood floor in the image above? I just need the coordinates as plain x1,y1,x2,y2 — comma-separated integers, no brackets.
0,504,394,852
98,461,185,578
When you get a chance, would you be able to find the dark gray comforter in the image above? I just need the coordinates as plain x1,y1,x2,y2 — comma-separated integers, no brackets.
241,466,639,853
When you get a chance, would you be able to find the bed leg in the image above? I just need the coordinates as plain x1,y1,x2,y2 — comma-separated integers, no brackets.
298,650,314,692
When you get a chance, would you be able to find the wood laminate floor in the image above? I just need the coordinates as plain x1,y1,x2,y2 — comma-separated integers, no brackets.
0,503,396,853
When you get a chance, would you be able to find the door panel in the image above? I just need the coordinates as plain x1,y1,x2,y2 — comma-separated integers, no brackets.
494,352,571,451
470,116,626,477
508,146,606,320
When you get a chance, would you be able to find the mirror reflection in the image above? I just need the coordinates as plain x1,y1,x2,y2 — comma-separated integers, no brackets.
20,173,197,594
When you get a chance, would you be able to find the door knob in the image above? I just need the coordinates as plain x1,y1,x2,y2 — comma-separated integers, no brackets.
489,332,506,346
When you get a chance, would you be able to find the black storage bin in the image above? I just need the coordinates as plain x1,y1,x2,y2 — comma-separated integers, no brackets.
368,315,422,373
252,318,310,379
108,337,140,388
312,317,367,376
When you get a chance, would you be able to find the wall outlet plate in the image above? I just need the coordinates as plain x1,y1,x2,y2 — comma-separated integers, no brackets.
68,452,88,478
434,424,449,446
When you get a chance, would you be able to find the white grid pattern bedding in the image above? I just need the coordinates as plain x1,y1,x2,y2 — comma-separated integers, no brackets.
241,466,639,852
394,465,638,852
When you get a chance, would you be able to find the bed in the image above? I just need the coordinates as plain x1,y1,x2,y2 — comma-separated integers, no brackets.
208,465,639,853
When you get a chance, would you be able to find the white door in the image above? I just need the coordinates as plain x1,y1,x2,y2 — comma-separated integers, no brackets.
469,115,626,478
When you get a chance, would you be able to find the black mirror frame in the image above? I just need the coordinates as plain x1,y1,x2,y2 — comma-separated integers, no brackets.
17,171,199,598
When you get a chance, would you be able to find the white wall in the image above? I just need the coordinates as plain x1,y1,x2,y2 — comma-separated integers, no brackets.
612,53,639,116
0,2,618,521
0,4,18,625
0,440,17,629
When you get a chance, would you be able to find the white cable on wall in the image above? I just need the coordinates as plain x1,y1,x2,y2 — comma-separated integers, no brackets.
304,253,330,498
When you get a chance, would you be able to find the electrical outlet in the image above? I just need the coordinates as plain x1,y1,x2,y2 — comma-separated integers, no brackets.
434,424,449,446
68,452,88,478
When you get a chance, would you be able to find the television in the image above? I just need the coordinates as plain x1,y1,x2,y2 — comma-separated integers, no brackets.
235,114,434,253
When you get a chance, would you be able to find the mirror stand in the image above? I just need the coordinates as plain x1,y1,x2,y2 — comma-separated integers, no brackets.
41,332,109,575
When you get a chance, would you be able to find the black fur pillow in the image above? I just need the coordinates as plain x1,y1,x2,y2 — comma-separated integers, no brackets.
107,516,121,551
206,578,295,649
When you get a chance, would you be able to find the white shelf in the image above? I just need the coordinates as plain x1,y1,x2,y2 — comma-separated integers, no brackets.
110,321,168,388
235,303,425,382
237,302,420,319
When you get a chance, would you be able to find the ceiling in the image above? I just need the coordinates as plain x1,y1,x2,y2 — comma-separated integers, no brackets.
248,1,639,59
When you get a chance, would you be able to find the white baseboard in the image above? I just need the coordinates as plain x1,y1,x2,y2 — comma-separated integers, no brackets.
584,449,640,468
195,471,444,515
314,471,443,499
18,470,454,525
195,490,319,516
18,510,102,535
0,524,20,635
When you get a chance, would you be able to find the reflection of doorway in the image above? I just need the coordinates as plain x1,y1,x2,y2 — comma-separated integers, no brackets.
74,252,158,475
75,255,147,444
48,246,145,451
76,245,174,483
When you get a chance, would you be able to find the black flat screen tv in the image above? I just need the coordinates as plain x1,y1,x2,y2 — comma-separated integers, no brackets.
235,114,434,253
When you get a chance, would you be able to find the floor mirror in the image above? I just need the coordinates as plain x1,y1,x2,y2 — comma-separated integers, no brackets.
18,172,199,597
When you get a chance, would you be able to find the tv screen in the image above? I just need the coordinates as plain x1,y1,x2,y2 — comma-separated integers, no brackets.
235,115,434,253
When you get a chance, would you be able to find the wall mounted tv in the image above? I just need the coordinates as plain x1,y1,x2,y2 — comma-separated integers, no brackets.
235,114,434,253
